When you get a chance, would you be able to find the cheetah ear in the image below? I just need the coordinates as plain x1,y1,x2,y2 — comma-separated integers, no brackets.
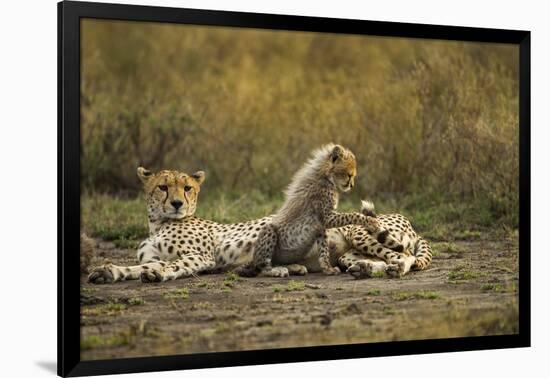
330,145,344,163
137,167,154,183
191,170,205,185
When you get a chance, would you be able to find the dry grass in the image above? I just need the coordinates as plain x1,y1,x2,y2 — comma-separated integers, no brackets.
80,20,519,228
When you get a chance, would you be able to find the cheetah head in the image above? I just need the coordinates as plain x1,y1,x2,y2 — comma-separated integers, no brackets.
137,167,205,221
328,145,357,192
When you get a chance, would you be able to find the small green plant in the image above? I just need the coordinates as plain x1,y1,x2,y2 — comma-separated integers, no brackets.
392,292,412,301
127,297,145,306
272,280,306,293
80,333,132,350
163,288,190,300
223,272,242,287
455,230,482,241
286,280,306,291
448,270,482,282
81,287,98,294
481,283,504,292
366,289,381,296
81,303,127,316
392,291,440,301
432,242,465,255
370,271,385,278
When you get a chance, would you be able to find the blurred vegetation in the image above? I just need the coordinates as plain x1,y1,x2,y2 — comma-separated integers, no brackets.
81,191,517,249
81,19,519,239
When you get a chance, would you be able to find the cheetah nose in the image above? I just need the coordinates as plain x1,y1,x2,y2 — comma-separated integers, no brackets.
171,200,183,210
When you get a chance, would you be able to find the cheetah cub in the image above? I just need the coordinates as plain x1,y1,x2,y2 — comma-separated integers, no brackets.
236,144,404,277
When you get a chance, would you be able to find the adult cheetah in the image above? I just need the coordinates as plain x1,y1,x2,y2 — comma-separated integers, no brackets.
88,168,273,283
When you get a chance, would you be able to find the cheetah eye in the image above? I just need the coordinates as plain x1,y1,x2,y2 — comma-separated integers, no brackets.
184,185,192,192
158,185,168,192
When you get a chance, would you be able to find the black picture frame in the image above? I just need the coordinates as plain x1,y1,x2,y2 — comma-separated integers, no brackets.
58,1,531,376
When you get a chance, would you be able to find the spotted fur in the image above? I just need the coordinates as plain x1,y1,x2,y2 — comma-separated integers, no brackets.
88,168,272,284
327,201,432,278
235,144,404,278
88,164,431,284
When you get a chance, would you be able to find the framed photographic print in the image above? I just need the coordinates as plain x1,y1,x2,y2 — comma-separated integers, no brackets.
58,0,530,376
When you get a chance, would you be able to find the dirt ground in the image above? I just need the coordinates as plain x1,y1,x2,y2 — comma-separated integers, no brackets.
80,238,519,361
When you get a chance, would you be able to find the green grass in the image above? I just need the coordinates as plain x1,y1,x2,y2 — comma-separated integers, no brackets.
81,303,127,316
223,272,243,288
392,291,441,301
127,297,146,306
81,287,99,294
371,193,502,241
366,289,381,296
481,283,504,292
197,190,282,224
163,288,190,300
432,242,466,256
370,271,385,278
448,271,482,281
81,190,517,250
81,334,132,350
448,266,484,283
273,280,306,293
81,194,148,244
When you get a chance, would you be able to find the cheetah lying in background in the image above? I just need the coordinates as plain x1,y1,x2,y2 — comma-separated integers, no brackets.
325,200,432,279
88,167,431,284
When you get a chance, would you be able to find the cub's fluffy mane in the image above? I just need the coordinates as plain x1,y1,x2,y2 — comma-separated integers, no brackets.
274,143,356,224
283,143,337,200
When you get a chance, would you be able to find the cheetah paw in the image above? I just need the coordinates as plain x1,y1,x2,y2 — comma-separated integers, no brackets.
287,264,309,276
234,266,259,277
346,261,373,279
88,264,115,284
263,266,289,278
385,262,405,278
140,269,163,283
322,266,341,275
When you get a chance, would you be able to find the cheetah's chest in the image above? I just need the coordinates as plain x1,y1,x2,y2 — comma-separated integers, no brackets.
154,222,215,260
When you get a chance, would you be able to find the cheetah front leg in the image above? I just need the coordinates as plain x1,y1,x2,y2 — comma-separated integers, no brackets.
235,224,289,278
316,232,341,275
345,229,415,277
140,253,216,283
338,251,388,279
346,227,412,276
88,261,168,284
88,240,167,284
285,264,309,275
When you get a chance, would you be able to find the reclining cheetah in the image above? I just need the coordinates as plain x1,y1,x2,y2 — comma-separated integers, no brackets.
88,167,431,284
323,200,432,279
89,167,272,283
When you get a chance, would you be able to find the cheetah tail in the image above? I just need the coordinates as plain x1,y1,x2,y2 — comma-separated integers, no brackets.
360,200,377,217
412,237,433,271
